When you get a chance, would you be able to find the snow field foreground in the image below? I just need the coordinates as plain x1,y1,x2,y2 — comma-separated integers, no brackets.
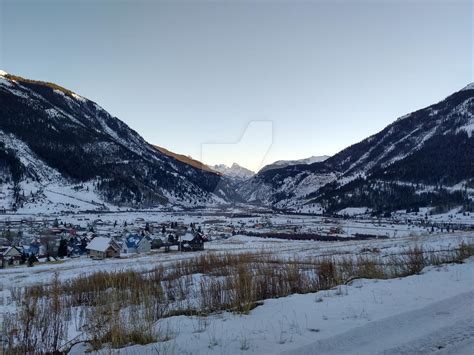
1,232,473,354
68,256,474,355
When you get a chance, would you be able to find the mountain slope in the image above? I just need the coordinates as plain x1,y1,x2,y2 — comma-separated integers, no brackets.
259,155,330,173
240,84,474,212
153,145,218,174
0,71,236,210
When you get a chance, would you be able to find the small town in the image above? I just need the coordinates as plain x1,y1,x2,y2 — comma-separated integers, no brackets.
1,208,472,269
0,216,209,268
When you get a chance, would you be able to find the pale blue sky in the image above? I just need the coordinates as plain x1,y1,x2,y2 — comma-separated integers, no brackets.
0,0,472,171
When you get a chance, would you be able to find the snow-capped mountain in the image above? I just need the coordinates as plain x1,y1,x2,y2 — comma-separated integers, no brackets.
240,83,474,212
0,71,237,211
212,163,255,181
1,70,471,214
259,155,330,173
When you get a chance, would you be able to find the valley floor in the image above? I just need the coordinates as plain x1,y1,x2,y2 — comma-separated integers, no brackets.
2,231,472,288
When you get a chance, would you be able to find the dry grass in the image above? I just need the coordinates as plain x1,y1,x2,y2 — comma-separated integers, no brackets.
4,243,474,352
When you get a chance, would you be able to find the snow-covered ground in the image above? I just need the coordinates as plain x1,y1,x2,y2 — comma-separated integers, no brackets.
66,255,474,354
2,231,472,288
1,209,473,354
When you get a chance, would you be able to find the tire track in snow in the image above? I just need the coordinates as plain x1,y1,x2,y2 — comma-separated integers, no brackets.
283,290,474,355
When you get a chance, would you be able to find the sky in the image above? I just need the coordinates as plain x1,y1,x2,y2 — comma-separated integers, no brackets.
0,0,472,171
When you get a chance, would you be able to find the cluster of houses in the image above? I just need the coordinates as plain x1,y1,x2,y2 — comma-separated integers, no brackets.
0,218,208,267
85,230,205,260
0,215,287,268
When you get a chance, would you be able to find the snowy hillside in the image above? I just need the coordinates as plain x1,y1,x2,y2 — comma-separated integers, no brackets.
259,155,330,173
1,70,472,214
240,84,474,212
0,71,237,211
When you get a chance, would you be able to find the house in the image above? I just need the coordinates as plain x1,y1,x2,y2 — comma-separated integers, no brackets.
122,234,151,254
180,232,204,251
86,237,120,259
21,244,39,256
181,232,195,242
23,240,47,257
0,246,22,268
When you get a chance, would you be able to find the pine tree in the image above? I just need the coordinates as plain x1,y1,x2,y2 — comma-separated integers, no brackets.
58,239,68,258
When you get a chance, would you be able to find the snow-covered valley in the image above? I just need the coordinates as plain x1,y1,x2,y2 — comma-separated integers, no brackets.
1,207,473,354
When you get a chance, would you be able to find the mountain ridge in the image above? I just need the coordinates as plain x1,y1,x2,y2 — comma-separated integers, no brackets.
153,145,219,175
0,71,236,211
1,70,472,214
259,155,330,173
239,83,474,213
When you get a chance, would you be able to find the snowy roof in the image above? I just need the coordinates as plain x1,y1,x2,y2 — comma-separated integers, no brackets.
181,233,195,242
125,234,143,248
86,237,114,252
0,246,21,256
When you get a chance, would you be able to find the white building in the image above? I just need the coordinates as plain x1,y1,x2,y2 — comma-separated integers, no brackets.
86,237,120,259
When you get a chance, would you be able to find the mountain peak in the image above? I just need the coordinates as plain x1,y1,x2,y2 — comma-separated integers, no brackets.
230,162,251,170
212,163,255,180
0,71,237,210
461,83,474,91
0,71,78,97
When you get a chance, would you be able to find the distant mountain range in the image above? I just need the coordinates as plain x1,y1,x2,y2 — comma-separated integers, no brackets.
0,70,472,214
212,163,255,180
210,157,333,181
240,83,474,213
